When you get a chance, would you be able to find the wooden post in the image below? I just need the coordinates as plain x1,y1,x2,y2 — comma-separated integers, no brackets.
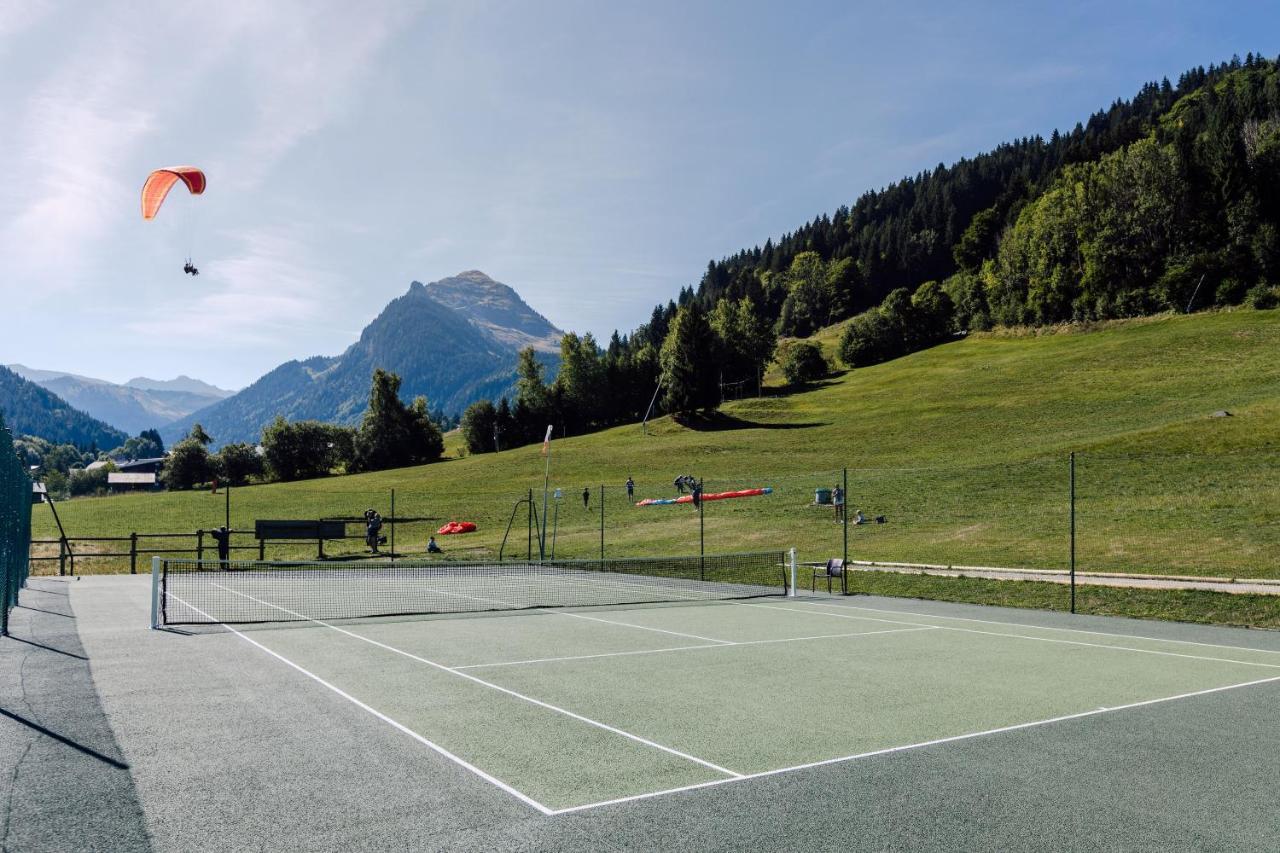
196,528,204,561
130,532,138,574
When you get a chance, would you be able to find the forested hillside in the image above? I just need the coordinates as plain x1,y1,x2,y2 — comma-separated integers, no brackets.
461,54,1280,456
0,366,128,450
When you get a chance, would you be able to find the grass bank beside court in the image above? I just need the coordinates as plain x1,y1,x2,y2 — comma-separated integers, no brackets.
851,571,1280,630
29,310,1280,597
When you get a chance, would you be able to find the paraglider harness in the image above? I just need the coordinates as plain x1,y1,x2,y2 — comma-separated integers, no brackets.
183,258,199,276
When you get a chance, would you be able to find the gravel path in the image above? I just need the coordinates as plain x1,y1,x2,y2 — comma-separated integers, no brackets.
848,561,1280,596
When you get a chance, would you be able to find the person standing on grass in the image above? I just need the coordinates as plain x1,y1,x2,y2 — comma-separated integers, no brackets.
211,526,231,562
364,509,383,554
833,484,845,522
582,486,591,509
626,476,635,501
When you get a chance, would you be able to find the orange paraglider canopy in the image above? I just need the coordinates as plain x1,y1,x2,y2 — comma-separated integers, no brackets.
141,167,206,220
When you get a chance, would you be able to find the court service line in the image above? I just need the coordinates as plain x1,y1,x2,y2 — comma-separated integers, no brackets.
804,598,1280,658
165,592,555,815
550,671,1280,815
741,602,1280,670
552,610,734,644
454,626,938,670
371,570,741,645
212,584,743,779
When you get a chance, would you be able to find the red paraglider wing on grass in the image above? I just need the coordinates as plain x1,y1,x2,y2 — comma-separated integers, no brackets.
141,166,206,220
635,487,772,507
437,521,477,535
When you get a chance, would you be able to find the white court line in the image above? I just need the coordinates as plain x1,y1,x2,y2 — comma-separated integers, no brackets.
454,626,937,670
164,586,1280,817
165,592,555,815
342,566,743,645
212,583,743,779
552,610,734,644
549,672,1280,815
741,602,1280,670
806,598,1280,657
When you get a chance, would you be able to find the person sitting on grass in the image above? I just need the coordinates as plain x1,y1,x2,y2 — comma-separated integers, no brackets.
427,535,443,554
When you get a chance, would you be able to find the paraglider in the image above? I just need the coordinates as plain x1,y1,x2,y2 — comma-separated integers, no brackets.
141,166,205,275
636,487,772,507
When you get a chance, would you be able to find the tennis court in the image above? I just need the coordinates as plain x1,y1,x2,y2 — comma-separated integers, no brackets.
16,558,1280,850
151,556,1280,816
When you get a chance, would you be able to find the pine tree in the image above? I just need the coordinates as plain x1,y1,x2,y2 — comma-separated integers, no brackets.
659,303,718,416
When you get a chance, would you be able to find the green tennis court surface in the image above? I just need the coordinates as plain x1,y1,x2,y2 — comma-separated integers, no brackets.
21,573,1280,850
156,577,1280,813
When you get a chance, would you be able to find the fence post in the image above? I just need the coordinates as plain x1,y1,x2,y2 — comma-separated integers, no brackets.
390,488,396,562
1069,452,1076,614
698,478,705,562
58,538,66,577
130,532,138,574
842,466,849,588
599,484,605,559
196,528,204,561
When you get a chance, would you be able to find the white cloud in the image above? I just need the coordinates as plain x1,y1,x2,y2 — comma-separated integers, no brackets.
124,226,349,347
0,36,154,288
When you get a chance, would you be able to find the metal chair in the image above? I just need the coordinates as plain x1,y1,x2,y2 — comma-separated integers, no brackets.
811,558,845,594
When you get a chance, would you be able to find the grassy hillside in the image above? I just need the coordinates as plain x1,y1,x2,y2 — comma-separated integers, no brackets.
32,310,1280,589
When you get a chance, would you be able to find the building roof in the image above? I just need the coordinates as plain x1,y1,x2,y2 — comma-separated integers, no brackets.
117,457,166,472
108,472,157,485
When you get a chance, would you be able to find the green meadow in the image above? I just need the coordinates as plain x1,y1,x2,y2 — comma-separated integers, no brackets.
31,310,1280,605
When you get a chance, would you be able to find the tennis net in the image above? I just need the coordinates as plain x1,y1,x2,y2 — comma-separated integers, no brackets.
152,551,791,626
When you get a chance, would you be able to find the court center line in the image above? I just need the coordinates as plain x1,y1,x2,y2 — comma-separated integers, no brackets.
454,626,938,670
806,598,1280,658
548,671,1280,815
741,602,1280,670
211,584,743,779
551,610,735,644
165,592,554,815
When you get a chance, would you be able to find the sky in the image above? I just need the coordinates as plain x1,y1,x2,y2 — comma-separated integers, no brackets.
1,0,1276,391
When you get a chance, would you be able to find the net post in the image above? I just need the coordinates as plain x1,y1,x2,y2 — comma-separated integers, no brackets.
149,556,161,629
599,484,605,559
788,548,797,597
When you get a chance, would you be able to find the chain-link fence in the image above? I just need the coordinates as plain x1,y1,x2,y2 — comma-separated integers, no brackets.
1,418,34,635
25,452,1280,600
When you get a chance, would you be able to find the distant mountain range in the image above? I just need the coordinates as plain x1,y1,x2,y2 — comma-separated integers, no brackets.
0,366,129,449
5,365,233,436
162,270,562,446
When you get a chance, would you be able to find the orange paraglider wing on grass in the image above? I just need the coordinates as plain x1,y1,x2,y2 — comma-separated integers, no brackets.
141,167,206,220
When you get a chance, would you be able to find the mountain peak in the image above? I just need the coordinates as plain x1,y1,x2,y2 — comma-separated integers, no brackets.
418,271,562,353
